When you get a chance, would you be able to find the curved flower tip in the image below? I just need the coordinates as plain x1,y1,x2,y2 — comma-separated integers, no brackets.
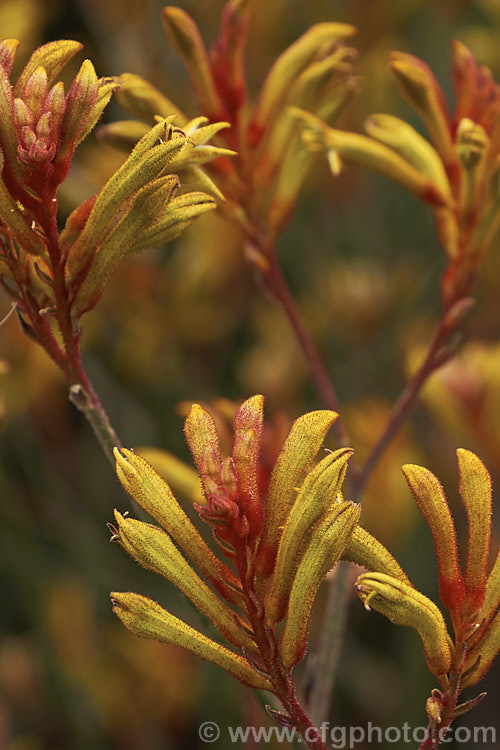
356,572,452,678
342,525,411,584
292,108,453,209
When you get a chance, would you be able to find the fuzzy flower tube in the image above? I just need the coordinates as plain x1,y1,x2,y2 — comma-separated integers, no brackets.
356,449,499,749
110,395,360,750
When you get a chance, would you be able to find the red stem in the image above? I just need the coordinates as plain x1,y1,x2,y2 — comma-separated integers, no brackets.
10,193,122,463
231,536,328,750
263,252,349,448
352,313,457,500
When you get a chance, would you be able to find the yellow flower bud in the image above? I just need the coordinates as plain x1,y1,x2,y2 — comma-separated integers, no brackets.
111,592,271,690
264,448,353,625
112,511,255,652
280,501,360,668
256,409,338,578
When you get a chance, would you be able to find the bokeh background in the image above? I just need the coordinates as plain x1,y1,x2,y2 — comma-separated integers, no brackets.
0,0,499,748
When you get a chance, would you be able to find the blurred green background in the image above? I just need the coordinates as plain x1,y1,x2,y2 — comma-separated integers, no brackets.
0,0,499,748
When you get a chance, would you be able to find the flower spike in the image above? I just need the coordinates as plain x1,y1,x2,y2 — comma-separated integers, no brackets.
296,42,500,310
111,396,357,722
352,450,498,740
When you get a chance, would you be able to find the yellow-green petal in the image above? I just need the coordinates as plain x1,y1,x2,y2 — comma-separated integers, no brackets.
111,592,271,690
136,446,204,504
457,449,492,615
249,23,356,144
364,113,452,201
402,463,465,615
256,409,338,578
293,109,452,208
264,448,352,625
279,500,360,668
341,525,410,584
115,72,187,124
162,7,223,118
461,609,500,688
113,449,243,607
113,511,255,651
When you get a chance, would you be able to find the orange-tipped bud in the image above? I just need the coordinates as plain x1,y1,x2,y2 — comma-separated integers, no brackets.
457,449,492,617
402,463,465,618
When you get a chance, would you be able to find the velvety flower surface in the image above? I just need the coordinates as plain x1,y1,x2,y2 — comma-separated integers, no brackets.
110,396,360,694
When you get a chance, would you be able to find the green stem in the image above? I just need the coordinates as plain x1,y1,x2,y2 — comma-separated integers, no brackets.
306,563,353,726
68,379,121,465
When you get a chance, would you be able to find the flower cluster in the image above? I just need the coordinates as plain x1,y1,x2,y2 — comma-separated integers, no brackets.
295,42,500,308
109,396,360,743
97,0,359,262
355,449,499,746
0,38,228,368
109,393,499,746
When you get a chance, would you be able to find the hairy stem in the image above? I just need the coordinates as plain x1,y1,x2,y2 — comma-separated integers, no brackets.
22,198,122,464
68,379,122,464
